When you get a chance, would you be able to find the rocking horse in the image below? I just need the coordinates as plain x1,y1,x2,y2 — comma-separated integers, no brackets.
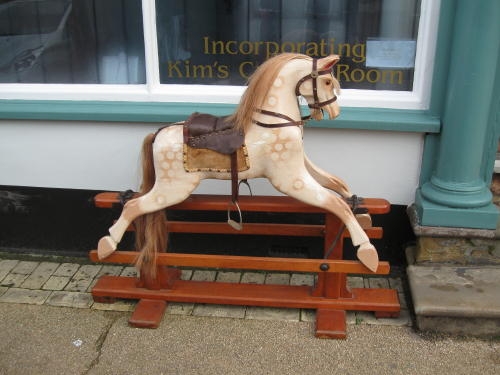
97,52,380,276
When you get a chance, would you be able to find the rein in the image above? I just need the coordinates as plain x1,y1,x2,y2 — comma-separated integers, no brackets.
254,58,337,129
253,109,305,128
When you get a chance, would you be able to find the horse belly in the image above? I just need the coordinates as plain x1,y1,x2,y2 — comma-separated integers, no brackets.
152,126,187,181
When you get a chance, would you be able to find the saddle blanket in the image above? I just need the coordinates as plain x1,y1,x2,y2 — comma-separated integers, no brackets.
183,144,250,173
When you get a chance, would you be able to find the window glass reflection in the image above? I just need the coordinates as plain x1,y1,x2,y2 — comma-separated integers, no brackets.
0,0,146,84
157,0,420,91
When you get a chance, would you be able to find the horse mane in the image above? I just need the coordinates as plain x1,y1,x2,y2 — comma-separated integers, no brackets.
229,53,311,132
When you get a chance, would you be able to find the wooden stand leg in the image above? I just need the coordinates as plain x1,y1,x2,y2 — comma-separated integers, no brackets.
315,309,347,339
129,299,167,328
130,262,180,328
313,213,350,339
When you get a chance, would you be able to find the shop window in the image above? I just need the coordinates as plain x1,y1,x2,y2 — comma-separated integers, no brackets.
157,0,420,91
0,0,439,110
0,0,145,84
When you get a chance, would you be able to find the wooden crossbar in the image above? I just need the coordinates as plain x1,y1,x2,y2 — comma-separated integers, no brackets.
89,250,390,275
98,192,386,239
94,192,390,214
124,221,383,239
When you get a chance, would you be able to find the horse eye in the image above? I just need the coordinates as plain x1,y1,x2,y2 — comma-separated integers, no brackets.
325,79,332,86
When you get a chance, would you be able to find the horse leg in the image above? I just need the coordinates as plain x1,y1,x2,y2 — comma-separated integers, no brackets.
304,154,352,198
267,169,378,272
97,177,200,259
304,154,372,229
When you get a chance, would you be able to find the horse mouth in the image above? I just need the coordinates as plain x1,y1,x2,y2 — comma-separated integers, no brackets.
325,104,340,120
312,105,339,120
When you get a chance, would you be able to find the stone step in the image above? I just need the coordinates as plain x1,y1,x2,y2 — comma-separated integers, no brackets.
407,264,500,336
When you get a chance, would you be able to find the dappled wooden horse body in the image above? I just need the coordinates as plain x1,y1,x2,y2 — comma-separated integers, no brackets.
97,53,379,274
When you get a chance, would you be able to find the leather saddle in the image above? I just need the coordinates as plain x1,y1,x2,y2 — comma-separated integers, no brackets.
183,112,244,155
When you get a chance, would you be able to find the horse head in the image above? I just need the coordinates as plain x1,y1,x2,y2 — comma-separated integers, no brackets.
295,55,341,121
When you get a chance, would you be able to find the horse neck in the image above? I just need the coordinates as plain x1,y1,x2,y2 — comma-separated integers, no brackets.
255,84,302,124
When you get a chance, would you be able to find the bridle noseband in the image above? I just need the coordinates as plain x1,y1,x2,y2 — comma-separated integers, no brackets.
254,58,338,128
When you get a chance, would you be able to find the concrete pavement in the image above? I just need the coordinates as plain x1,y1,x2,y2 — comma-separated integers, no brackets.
0,303,499,375
0,257,499,374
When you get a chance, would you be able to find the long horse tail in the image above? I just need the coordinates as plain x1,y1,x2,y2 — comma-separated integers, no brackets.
133,132,167,279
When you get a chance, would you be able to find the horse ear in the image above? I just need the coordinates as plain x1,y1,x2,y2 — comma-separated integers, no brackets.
318,55,340,70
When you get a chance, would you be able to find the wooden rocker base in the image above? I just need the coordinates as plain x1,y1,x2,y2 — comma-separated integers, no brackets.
92,273,400,337
91,193,400,338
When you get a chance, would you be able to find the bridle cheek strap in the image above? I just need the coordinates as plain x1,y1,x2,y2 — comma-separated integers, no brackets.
295,58,337,112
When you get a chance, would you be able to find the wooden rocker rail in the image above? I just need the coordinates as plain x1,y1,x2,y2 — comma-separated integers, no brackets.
90,192,400,339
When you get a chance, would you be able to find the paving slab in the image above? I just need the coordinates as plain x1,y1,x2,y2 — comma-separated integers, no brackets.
20,262,59,289
264,272,290,285
193,303,246,319
347,276,365,288
180,269,193,280
215,271,241,283
120,266,138,277
290,273,314,286
408,265,500,318
0,273,28,288
245,306,300,321
0,260,19,281
240,272,265,284
0,288,51,305
92,299,136,312
191,270,217,281
388,277,404,293
53,263,80,277
45,291,94,309
42,275,71,291
11,261,39,275
356,310,412,327
368,277,390,289
65,265,102,292
166,302,195,315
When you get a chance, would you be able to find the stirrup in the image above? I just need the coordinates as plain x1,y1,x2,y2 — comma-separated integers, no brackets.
227,200,243,231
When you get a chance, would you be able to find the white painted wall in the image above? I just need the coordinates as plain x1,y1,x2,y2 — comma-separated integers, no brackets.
0,120,423,205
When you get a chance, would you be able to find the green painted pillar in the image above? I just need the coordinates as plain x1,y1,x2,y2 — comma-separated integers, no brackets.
415,0,500,229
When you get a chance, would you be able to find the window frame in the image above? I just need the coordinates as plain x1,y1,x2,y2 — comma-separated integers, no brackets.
0,0,441,131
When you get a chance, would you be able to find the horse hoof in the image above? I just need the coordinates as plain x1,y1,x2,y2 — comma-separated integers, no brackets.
97,236,117,259
357,243,379,272
355,213,372,229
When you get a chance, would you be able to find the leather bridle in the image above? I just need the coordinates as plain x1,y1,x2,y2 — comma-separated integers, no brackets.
254,58,338,128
